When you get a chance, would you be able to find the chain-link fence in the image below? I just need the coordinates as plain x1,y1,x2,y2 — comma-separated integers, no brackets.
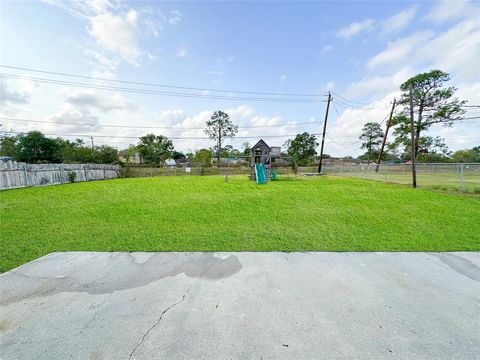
124,161,480,194
322,163,480,194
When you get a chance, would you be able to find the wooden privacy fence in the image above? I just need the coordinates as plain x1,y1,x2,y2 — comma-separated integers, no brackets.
0,161,121,190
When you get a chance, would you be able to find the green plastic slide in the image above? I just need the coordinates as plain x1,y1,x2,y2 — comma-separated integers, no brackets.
255,163,267,184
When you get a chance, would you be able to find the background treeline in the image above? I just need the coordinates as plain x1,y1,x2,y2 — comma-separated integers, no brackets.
1,130,478,165
0,131,120,164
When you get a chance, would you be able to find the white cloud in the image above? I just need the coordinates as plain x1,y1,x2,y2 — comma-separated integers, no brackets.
326,94,395,156
367,31,434,69
144,18,162,38
66,91,134,112
381,5,417,33
280,74,287,82
336,19,375,40
168,10,182,25
321,45,333,54
0,79,30,104
208,70,223,76
424,0,478,23
367,14,480,80
176,48,188,58
88,10,141,65
44,0,181,68
325,81,335,91
83,48,119,70
48,105,101,132
416,17,480,81
344,68,413,100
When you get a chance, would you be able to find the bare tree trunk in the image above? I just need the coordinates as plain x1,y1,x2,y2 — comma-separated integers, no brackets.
217,130,221,168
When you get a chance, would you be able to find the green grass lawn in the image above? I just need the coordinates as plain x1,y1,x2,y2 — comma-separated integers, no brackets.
1,176,479,272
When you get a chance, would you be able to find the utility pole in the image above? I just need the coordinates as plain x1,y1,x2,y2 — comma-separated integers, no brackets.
318,91,332,174
375,98,396,173
409,89,417,188
90,136,94,151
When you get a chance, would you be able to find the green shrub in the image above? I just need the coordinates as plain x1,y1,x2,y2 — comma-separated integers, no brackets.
67,171,77,183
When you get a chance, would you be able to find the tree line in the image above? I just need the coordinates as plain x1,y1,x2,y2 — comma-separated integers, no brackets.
359,70,478,163
1,70,477,165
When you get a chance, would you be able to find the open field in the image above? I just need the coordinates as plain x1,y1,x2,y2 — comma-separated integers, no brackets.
125,163,480,194
326,164,480,194
1,176,479,272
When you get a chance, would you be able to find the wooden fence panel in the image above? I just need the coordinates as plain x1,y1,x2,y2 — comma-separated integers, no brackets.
0,161,121,190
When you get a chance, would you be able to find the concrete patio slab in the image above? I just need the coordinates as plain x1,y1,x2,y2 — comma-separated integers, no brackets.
1,252,479,359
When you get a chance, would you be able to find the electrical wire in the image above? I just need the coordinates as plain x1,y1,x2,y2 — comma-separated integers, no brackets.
330,91,372,105
1,130,322,140
0,73,328,103
0,117,321,130
0,64,329,98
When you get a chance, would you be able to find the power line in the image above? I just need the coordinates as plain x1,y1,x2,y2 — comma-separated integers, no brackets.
0,117,321,130
0,73,329,103
330,91,372,105
0,64,329,98
333,97,387,110
2,130,321,140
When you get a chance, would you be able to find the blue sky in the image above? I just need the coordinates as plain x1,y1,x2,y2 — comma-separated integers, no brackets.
1,0,479,155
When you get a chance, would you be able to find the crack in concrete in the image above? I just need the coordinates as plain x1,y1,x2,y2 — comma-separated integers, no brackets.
127,258,219,360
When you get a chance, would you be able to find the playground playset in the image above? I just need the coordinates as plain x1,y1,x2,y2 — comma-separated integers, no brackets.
250,139,280,184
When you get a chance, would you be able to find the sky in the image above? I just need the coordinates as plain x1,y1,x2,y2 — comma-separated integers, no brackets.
1,0,479,156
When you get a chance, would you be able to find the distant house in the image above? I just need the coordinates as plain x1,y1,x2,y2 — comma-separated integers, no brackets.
0,156,13,162
164,158,176,167
119,151,142,164
176,157,192,167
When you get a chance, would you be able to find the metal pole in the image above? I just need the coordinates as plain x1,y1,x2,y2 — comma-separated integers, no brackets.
318,91,332,174
460,163,464,191
375,98,396,173
409,89,417,188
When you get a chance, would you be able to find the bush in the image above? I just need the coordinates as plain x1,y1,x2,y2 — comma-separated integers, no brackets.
473,187,480,195
67,171,77,183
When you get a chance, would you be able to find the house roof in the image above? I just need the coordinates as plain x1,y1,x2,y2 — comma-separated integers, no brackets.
251,139,271,151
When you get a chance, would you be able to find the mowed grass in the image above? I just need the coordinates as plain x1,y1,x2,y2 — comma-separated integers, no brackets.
335,171,480,193
1,176,479,272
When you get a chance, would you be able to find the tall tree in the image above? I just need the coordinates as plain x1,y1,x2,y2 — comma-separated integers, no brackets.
194,148,213,166
393,70,466,159
204,111,238,166
286,132,318,166
242,142,250,157
0,135,18,157
359,122,384,164
136,134,174,165
451,146,480,163
14,131,62,163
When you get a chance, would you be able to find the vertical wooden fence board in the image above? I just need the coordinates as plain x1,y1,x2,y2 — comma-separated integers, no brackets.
0,162,121,190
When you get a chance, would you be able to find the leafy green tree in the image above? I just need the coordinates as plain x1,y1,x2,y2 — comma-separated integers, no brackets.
286,132,318,166
392,70,466,160
14,131,62,163
194,148,213,166
172,151,186,160
96,145,119,164
451,146,480,163
359,122,384,164
121,145,138,164
204,111,238,166
57,138,84,163
136,134,174,165
0,135,18,156
242,142,250,157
